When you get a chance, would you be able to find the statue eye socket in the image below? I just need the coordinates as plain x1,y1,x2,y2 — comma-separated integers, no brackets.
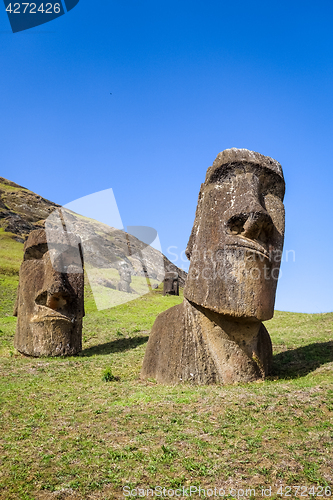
24,243,49,261
261,186,284,204
260,173,285,200
59,249,82,267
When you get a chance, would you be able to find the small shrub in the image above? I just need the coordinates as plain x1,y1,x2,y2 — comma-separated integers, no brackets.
161,444,178,457
102,367,119,382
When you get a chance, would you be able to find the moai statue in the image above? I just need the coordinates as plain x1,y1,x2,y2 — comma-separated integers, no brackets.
14,228,84,357
117,261,133,293
163,272,179,296
141,148,285,384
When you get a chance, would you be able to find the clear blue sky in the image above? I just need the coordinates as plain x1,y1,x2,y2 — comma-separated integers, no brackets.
1,1,333,313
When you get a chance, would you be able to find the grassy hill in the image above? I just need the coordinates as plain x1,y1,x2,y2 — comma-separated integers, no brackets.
0,231,332,500
0,177,188,289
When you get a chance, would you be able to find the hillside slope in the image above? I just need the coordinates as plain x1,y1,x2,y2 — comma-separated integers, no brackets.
0,177,187,287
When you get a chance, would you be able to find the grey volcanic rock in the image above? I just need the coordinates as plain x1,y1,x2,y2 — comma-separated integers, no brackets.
14,229,84,357
0,177,60,238
141,148,285,385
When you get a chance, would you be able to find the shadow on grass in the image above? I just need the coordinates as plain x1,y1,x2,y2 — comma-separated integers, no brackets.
80,335,149,357
272,340,333,379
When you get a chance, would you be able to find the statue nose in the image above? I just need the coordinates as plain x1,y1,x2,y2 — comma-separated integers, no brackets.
242,211,273,240
227,210,273,242
35,286,72,311
35,262,73,310
46,291,69,311
47,270,74,310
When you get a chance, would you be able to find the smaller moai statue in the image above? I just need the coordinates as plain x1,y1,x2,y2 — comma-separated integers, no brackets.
163,272,179,296
14,228,84,357
117,261,133,293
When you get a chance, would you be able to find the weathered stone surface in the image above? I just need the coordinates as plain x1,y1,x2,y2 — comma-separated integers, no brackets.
141,299,272,384
184,148,285,320
14,228,84,357
141,148,285,384
163,272,179,296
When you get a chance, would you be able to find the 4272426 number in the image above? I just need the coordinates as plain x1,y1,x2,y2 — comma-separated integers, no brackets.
277,485,331,497
6,3,61,14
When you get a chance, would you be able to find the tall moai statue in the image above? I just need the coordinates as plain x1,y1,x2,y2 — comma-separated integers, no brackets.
14,228,84,357
141,148,285,384
163,272,179,296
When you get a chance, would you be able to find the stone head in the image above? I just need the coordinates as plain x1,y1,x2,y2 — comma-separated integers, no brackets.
163,272,179,296
184,148,285,321
14,228,84,356
118,261,132,284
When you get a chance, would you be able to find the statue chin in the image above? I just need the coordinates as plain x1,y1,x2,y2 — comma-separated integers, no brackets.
29,318,79,357
184,249,278,321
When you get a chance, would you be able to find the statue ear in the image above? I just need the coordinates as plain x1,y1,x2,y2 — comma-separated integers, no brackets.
185,184,205,260
185,231,195,260
13,289,19,317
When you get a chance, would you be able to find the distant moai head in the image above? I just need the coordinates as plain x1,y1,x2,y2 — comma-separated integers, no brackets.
14,228,84,357
116,261,133,293
184,148,285,321
163,272,179,296
118,261,132,284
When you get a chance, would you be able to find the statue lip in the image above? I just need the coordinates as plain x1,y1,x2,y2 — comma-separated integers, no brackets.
31,305,74,324
224,236,270,260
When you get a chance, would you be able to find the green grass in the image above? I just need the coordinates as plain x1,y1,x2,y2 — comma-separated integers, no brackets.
0,229,24,276
85,266,160,310
0,181,28,193
0,234,332,499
